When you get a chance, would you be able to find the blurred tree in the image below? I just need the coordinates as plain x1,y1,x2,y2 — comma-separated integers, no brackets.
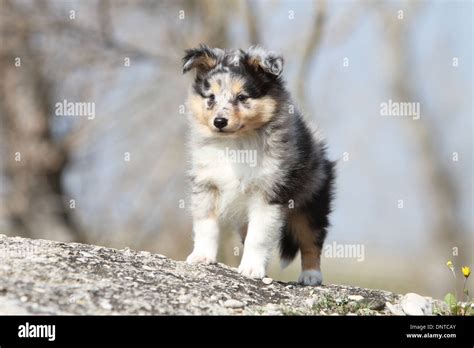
0,0,82,241
378,2,468,266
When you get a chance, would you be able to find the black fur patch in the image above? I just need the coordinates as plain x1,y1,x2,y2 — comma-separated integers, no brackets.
279,224,300,262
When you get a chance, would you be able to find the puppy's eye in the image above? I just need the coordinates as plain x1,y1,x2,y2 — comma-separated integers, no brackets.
207,94,215,102
236,94,248,102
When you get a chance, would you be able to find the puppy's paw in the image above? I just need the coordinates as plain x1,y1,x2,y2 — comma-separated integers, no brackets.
298,269,323,286
238,260,266,279
186,251,216,265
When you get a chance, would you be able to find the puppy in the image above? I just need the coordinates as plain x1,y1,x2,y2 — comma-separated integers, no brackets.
183,45,335,285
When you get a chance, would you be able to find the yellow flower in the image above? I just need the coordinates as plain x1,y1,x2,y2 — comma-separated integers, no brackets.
461,266,471,278
447,260,454,269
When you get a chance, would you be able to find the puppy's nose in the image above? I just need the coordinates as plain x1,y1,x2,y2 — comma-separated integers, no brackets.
213,117,228,130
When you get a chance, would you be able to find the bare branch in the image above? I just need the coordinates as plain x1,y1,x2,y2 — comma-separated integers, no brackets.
296,0,327,111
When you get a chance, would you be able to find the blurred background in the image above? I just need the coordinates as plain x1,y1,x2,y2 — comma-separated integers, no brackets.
0,0,472,299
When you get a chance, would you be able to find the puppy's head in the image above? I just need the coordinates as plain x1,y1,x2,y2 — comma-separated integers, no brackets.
183,45,285,137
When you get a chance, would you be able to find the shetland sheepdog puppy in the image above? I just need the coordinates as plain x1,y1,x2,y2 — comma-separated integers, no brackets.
183,45,335,285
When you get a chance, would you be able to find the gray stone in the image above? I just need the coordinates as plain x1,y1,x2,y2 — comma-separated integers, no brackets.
401,293,432,315
262,277,273,285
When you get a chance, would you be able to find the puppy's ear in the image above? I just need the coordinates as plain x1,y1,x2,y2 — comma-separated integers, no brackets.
245,46,284,76
182,44,223,74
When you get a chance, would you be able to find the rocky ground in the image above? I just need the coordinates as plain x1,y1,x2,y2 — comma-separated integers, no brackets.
0,234,449,315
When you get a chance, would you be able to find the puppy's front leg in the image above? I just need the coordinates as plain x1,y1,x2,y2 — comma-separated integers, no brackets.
186,187,219,264
238,196,283,279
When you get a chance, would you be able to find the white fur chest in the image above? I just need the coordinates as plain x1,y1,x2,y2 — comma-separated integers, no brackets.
190,136,277,221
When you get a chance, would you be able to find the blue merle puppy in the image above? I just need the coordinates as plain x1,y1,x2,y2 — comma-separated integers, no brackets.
183,45,335,285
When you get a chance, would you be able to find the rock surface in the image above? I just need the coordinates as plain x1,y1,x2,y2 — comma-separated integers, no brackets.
0,235,446,315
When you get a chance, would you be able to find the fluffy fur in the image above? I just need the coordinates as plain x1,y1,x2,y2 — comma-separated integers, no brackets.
183,45,335,285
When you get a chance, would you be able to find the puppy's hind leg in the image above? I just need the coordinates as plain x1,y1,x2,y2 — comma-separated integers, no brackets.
289,213,325,286
294,160,334,285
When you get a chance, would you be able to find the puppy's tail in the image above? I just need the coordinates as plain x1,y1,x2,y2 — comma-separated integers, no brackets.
279,224,299,269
